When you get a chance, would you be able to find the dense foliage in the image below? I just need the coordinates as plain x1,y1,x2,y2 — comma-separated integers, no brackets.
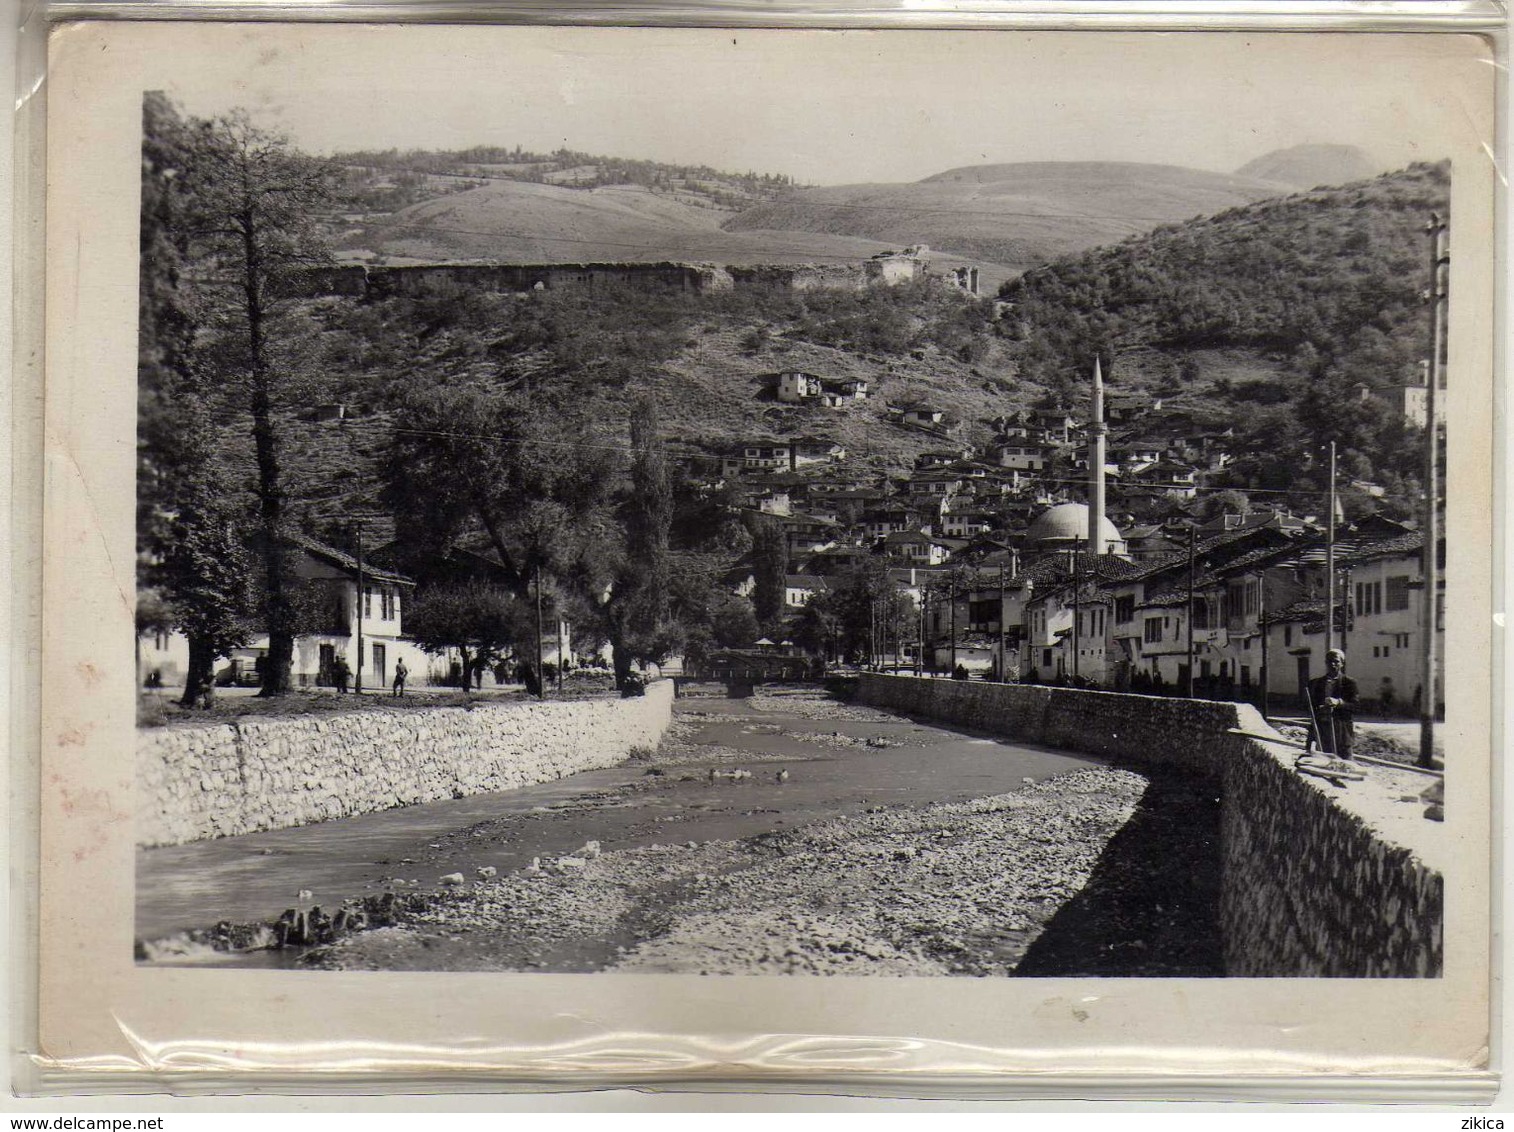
1000,162,1448,517
334,145,797,212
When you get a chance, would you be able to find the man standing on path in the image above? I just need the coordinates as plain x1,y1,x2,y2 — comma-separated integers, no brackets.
1308,648,1359,759
393,659,408,698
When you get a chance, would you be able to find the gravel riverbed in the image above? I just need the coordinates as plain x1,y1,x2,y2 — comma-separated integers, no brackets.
310,766,1157,975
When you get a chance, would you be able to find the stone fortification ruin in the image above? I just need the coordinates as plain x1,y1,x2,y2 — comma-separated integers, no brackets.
280,247,979,301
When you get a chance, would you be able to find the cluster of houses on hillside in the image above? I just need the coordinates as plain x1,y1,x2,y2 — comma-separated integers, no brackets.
688,369,1441,711
138,361,1441,713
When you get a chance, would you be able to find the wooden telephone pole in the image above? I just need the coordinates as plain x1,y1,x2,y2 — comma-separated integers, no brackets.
1185,525,1196,698
1420,213,1447,769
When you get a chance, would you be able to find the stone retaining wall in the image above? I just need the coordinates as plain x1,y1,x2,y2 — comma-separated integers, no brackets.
857,674,1442,977
137,682,674,848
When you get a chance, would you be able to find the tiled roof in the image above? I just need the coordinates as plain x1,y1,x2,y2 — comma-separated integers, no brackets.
1337,531,1427,565
291,533,414,586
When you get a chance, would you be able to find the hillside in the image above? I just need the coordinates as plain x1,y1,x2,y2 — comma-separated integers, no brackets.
340,178,1001,287
999,161,1449,510
335,145,797,213
720,162,1287,273
1236,144,1380,189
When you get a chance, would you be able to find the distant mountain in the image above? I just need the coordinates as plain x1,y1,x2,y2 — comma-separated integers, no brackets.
1236,145,1379,190
721,162,1287,273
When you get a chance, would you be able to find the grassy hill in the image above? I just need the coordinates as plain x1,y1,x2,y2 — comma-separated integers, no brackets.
340,178,1002,286
721,162,1289,273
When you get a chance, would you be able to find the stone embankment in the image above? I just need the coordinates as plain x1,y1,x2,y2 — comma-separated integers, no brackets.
137,682,675,848
855,675,1444,978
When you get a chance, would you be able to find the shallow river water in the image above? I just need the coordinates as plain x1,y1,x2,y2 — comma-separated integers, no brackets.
137,689,1104,952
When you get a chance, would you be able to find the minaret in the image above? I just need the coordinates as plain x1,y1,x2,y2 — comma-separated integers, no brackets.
1088,356,1108,555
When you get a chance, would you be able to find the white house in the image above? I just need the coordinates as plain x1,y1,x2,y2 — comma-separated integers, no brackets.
775,371,824,403
140,535,438,691
784,575,830,608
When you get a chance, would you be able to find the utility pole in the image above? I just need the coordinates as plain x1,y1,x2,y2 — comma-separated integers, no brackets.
556,608,565,696
1259,574,1270,722
1421,212,1448,769
917,585,926,676
1185,525,1196,698
948,574,958,674
884,596,896,668
354,521,365,695
1072,538,1082,683
1325,439,1337,660
534,563,545,701
998,561,1008,681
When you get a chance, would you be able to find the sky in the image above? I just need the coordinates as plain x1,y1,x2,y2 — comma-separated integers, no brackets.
163,27,1488,186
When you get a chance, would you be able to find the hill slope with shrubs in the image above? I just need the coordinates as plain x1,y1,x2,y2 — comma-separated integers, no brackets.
1000,161,1450,516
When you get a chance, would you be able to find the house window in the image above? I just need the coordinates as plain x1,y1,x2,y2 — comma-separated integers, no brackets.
1241,665,1251,688
1043,649,1053,668
1386,575,1411,611
380,587,394,620
363,585,374,618
1225,583,1245,622
1284,625,1293,647
1144,618,1163,644
1115,595,1135,624
1356,581,1383,616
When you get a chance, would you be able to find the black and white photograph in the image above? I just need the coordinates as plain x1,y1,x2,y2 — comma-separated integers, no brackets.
30,21,1498,1086
122,28,1474,982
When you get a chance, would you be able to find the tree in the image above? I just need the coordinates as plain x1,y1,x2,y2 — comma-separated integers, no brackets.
597,398,684,691
792,596,842,664
821,560,916,665
748,515,789,633
403,582,522,692
384,383,618,601
179,108,338,695
138,93,255,705
1199,489,1251,522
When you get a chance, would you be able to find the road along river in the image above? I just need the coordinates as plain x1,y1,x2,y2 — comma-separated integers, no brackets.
138,687,1223,976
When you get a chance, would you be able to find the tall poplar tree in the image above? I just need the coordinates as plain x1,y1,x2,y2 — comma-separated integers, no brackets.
138,93,252,704
186,110,337,694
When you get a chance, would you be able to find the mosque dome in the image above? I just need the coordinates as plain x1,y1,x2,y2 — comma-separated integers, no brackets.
1027,502,1125,549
